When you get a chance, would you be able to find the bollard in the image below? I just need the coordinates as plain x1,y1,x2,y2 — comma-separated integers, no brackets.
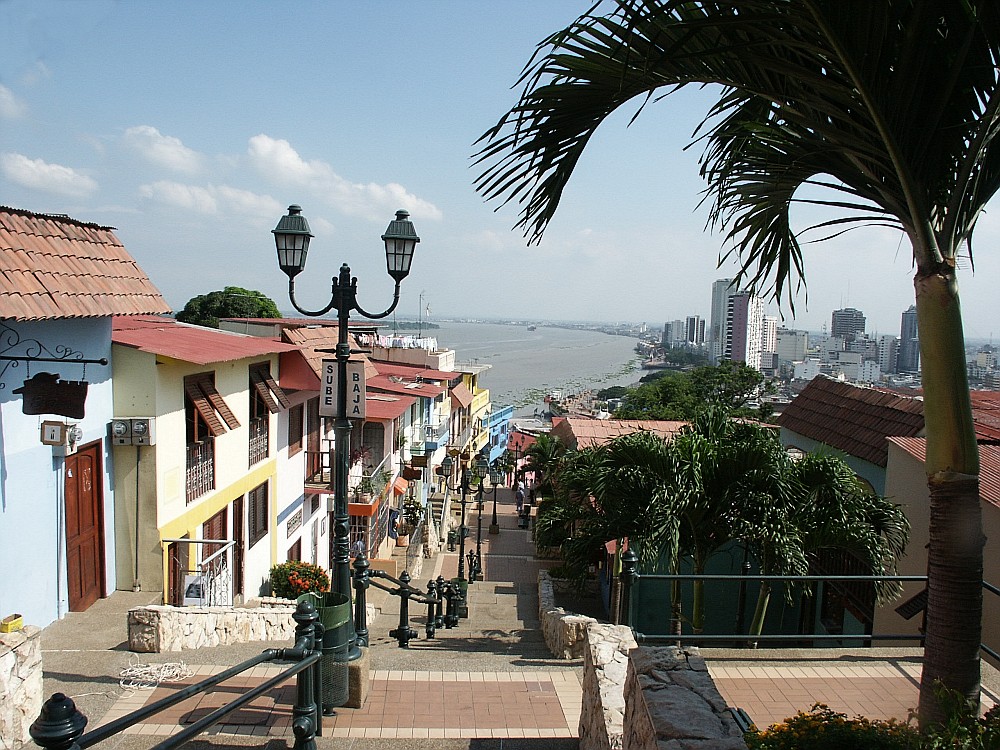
389,571,418,648
444,580,460,629
425,579,438,638
352,551,371,647
30,693,88,750
291,600,320,749
619,547,640,627
466,549,478,584
434,575,447,629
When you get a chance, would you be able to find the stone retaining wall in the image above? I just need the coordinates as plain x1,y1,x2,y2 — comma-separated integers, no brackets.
0,626,42,750
128,605,298,652
623,646,748,750
579,623,636,750
538,570,598,659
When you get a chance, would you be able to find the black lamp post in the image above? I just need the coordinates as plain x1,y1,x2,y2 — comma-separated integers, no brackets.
484,464,504,535
272,204,419,658
440,451,485,586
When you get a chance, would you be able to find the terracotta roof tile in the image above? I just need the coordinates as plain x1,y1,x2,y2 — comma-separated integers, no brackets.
0,205,170,321
281,325,378,380
889,437,1000,509
551,417,688,449
777,376,925,467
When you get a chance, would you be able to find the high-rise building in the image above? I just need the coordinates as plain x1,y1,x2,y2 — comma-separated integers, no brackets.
725,291,764,370
898,305,920,372
685,315,706,345
761,315,778,356
831,307,866,342
776,327,809,364
709,278,734,364
878,335,899,374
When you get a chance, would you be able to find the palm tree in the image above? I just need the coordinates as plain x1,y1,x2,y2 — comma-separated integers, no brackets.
523,433,568,497
475,0,997,720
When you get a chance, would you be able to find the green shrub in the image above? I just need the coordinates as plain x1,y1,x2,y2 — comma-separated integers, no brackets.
269,561,329,600
745,704,921,750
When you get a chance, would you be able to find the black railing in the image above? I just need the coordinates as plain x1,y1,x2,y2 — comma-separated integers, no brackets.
30,601,324,750
617,562,1000,658
185,438,214,503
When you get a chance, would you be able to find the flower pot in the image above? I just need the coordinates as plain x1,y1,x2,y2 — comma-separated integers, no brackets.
395,534,410,547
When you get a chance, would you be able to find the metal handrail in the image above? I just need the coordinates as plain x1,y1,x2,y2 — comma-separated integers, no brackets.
30,601,325,750
619,568,1000,658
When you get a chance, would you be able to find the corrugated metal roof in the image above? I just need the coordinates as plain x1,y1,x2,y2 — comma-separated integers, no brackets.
450,382,474,408
0,206,171,321
365,393,416,420
971,390,1000,442
777,376,925,467
889,436,1000,509
367,374,447,398
370,361,459,383
112,316,298,364
551,417,688,450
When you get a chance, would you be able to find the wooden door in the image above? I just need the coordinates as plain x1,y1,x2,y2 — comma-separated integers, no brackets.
233,496,245,598
65,442,105,611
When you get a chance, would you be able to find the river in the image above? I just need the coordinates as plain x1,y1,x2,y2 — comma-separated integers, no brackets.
405,321,643,416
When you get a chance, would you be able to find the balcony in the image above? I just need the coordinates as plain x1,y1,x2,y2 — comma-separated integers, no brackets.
248,416,269,466
422,419,450,451
186,438,215,503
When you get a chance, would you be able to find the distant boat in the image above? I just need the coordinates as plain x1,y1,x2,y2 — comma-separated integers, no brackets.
527,325,537,331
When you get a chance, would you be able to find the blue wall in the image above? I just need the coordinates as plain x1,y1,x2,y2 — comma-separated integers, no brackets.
0,318,116,627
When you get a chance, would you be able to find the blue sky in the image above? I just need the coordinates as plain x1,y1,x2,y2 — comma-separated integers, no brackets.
2,1,999,340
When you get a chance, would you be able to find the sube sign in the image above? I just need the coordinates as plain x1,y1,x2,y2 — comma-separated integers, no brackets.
319,359,366,420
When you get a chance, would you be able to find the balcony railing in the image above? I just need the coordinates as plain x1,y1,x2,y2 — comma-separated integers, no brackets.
186,438,215,503
248,416,269,466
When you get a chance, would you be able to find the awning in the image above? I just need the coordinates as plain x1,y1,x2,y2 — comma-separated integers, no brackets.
450,383,473,408
251,365,290,413
393,477,409,495
184,375,240,436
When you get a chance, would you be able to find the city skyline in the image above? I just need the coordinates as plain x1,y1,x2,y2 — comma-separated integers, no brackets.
2,2,999,337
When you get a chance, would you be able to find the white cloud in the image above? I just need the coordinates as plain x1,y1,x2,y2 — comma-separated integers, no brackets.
124,125,202,174
247,134,443,221
0,152,97,197
138,180,281,217
0,85,26,119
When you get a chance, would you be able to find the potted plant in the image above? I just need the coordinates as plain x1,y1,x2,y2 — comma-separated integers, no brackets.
268,561,330,600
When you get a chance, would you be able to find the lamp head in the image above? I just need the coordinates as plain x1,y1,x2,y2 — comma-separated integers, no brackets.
382,209,420,282
474,454,489,480
441,454,453,474
273,205,313,279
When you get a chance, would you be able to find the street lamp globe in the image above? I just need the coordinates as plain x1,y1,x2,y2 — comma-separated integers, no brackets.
272,205,313,279
474,454,489,480
382,209,420,281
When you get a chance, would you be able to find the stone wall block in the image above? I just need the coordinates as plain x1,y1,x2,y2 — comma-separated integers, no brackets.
127,606,297,652
0,626,42,750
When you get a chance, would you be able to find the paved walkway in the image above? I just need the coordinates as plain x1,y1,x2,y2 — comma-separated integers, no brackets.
33,490,1000,748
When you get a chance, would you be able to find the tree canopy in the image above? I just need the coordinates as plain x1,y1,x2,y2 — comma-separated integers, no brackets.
614,361,765,420
176,286,281,329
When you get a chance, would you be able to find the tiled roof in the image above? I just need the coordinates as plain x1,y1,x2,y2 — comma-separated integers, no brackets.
777,376,925,467
281,325,379,380
112,316,298,365
889,436,1000,509
551,417,688,450
970,390,1000,442
0,206,170,320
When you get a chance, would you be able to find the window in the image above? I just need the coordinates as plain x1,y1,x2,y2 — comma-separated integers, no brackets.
288,403,304,456
185,372,239,442
247,481,269,548
287,539,301,562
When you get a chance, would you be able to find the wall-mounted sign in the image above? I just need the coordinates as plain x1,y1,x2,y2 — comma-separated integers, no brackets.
286,507,303,537
13,372,88,419
40,421,66,445
319,359,366,420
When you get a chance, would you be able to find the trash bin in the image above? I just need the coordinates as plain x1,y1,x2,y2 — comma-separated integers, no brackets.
297,591,351,712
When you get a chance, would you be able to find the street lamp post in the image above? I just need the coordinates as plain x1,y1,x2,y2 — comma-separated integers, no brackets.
487,463,504,535
440,451,486,588
272,204,419,659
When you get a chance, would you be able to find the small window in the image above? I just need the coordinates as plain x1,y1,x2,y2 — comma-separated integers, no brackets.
288,403,304,456
247,481,268,548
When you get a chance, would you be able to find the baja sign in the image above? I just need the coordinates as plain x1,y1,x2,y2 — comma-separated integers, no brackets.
319,359,366,420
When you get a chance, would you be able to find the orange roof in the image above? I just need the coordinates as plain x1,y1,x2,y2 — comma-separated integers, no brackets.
777,376,925,467
551,417,688,450
889,437,1000,509
367,374,446,398
282,325,379,380
450,382,474,408
970,390,1000,442
365,392,416,420
112,316,297,364
0,206,170,321
370,361,459,383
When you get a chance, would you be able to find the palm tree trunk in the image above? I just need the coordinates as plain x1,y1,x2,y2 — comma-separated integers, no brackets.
915,271,984,726
748,581,771,648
